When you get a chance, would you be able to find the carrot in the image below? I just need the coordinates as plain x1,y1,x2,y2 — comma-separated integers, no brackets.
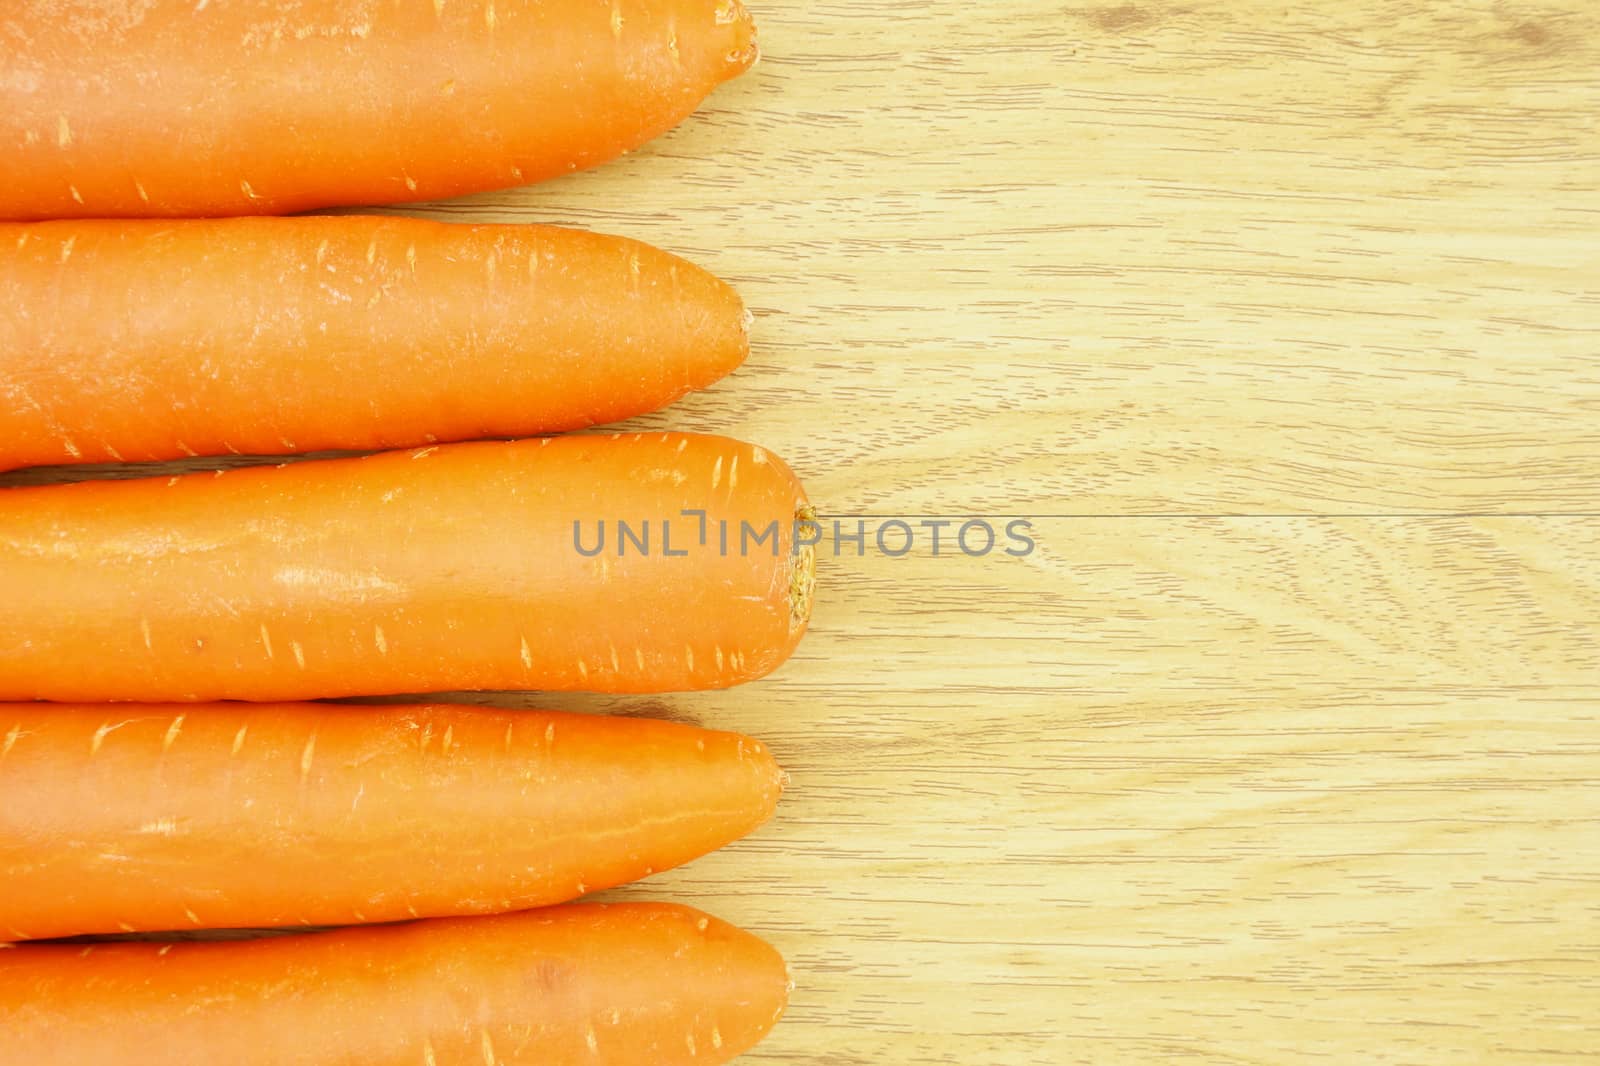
0,903,790,1065
0,216,748,470
0,702,783,941
0,0,760,220
0,433,816,703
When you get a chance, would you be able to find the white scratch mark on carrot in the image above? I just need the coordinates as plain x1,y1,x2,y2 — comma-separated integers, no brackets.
585,1027,598,1054
90,723,128,755
686,1031,697,1057
351,22,370,38
406,242,418,278
635,647,646,670
259,624,274,660
57,115,72,147
135,181,149,203
423,1038,438,1066
162,715,185,752
183,907,201,925
685,645,695,672
711,1026,723,1050
300,732,317,781
696,738,705,752
486,251,497,283
696,916,710,931
677,439,688,454
667,14,680,66
504,721,515,750
367,290,382,309
714,645,725,672
714,0,739,24
509,164,523,182
611,0,623,38
316,239,329,265
432,0,444,17
404,174,418,193
140,618,153,650
157,944,173,956
292,641,306,669
375,625,388,655
711,456,723,489
729,454,739,490
279,436,297,450
232,725,248,755
412,446,438,459
22,129,38,146
407,903,421,918
176,440,198,456
545,722,556,745
60,235,76,262
14,233,27,250
607,1008,621,1025
520,636,533,669
79,946,94,957
576,881,586,895
576,659,589,680
480,1030,497,1066
609,644,620,672
140,818,177,836
117,922,136,933
240,180,260,200
441,724,454,753
1,725,23,759
351,783,365,813
420,722,434,753
628,250,641,293
485,0,497,31
366,240,377,266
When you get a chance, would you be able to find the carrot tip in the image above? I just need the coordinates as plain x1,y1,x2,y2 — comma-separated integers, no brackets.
716,0,759,74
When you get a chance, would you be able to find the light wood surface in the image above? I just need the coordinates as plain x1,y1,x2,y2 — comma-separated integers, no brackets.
6,1,1600,1063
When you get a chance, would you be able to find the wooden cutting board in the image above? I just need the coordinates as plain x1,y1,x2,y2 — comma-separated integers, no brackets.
7,2,1599,1062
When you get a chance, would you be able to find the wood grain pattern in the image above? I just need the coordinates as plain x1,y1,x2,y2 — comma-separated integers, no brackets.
3,1,1599,1064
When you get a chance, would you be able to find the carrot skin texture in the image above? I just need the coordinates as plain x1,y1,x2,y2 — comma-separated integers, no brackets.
0,433,814,702
0,217,748,470
0,904,789,1066
0,703,783,941
0,0,759,219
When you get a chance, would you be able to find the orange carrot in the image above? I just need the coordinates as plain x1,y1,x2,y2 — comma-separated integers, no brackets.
0,903,790,1065
0,702,783,941
0,216,748,470
0,0,759,220
0,433,816,703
